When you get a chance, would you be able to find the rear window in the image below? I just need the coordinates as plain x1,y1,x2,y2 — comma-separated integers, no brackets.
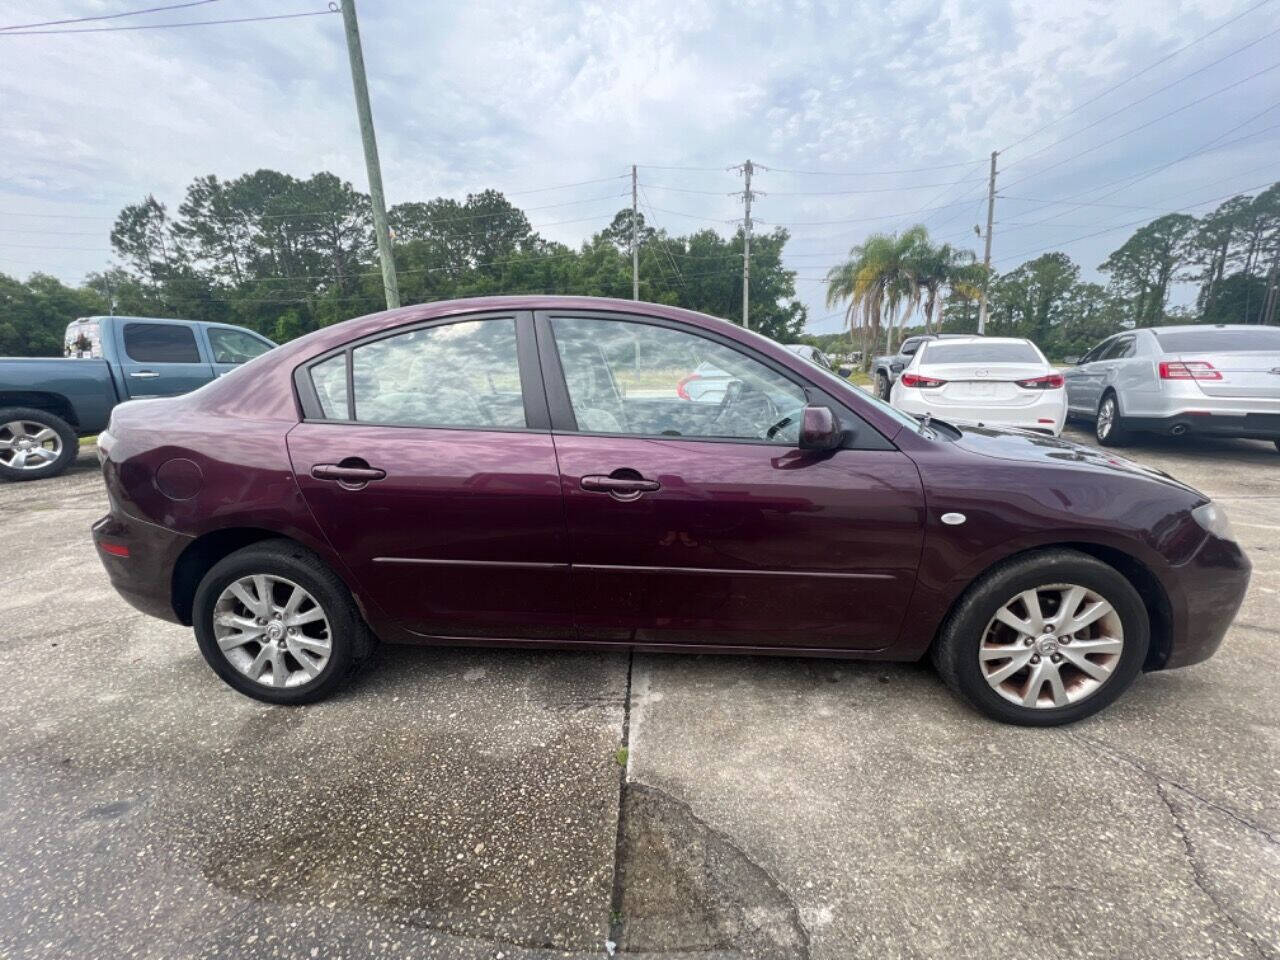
921,342,1042,364
64,319,102,358
123,322,201,363
1155,328,1280,353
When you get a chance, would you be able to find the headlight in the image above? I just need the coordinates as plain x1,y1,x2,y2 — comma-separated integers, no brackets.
1192,502,1236,542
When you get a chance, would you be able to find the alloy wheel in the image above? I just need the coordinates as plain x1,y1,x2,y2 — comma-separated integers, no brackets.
1097,399,1115,440
212,574,332,688
978,583,1124,709
0,420,63,471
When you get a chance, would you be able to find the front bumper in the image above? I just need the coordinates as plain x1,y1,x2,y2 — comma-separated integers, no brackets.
92,510,193,625
1161,531,1251,669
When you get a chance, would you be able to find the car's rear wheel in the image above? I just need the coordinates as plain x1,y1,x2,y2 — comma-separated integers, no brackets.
931,549,1149,726
0,407,78,482
192,539,376,704
1095,392,1129,447
876,372,891,401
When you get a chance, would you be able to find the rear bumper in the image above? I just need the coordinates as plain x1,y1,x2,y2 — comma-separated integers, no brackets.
92,510,192,624
1122,411,1280,441
1162,532,1251,669
893,390,1067,435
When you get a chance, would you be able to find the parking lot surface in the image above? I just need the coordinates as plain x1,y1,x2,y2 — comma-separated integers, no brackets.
1,428,1277,959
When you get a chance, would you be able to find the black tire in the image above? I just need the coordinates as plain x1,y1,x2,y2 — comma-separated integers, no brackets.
931,549,1149,726
1095,391,1129,447
192,538,377,705
875,372,891,401
0,407,78,482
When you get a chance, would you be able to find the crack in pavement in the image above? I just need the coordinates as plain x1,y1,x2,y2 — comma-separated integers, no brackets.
1154,782,1274,960
1065,730,1277,960
1065,731,1280,845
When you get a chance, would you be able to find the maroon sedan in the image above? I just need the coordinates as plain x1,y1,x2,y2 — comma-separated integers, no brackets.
93,297,1249,725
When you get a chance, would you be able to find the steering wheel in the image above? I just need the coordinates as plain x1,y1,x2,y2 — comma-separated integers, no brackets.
711,380,779,439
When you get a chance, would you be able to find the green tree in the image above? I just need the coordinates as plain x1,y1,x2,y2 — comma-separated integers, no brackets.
1099,214,1197,327
825,226,929,367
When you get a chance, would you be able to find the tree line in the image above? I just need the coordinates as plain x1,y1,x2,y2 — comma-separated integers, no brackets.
820,182,1280,362
0,169,1276,359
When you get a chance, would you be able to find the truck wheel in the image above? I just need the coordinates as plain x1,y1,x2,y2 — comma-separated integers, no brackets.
876,372,891,401
0,407,78,482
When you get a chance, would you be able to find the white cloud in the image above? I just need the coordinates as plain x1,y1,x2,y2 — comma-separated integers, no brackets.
0,0,1274,332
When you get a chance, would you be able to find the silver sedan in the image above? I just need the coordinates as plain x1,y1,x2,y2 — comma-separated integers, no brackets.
1064,324,1280,449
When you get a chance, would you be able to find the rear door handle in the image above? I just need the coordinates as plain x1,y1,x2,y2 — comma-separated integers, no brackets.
581,474,661,500
130,370,159,379
312,463,387,483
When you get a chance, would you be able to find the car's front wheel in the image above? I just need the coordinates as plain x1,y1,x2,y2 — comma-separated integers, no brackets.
192,539,376,704
931,549,1149,725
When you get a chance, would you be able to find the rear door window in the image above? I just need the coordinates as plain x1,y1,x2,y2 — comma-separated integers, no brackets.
1101,337,1135,360
349,318,525,429
123,323,201,363
1154,328,1280,352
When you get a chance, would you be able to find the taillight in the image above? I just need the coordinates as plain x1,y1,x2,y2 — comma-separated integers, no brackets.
1159,360,1222,381
1015,373,1064,389
676,373,702,400
900,372,946,389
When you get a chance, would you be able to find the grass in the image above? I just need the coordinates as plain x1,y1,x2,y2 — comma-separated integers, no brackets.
614,746,629,767
79,435,97,446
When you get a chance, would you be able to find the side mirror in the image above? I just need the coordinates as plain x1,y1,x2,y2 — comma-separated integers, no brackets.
890,362,903,373
1064,355,1080,365
837,365,853,378
798,404,842,451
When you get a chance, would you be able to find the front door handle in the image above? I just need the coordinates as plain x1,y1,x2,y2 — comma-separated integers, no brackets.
130,370,159,379
312,463,387,484
581,474,661,501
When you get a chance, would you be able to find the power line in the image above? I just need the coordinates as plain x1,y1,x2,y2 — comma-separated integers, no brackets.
0,7,340,35
0,0,223,31
1000,24,1280,172
637,185,688,294
992,176,1280,265
998,105,1280,230
756,158,989,176
998,0,1275,153
1000,61,1280,191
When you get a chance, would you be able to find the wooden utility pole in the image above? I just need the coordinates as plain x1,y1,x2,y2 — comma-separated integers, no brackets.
631,165,639,300
340,0,400,309
732,160,761,329
977,150,997,335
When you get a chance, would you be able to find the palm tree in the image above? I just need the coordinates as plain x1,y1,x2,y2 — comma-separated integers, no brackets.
825,226,928,367
912,242,983,333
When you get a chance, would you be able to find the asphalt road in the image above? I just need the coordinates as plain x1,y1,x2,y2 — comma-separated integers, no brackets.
1,428,1277,959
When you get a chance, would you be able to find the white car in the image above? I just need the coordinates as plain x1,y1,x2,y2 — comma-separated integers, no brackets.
889,336,1067,435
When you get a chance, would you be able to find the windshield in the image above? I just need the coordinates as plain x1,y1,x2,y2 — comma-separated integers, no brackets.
921,341,1042,364
1154,328,1280,353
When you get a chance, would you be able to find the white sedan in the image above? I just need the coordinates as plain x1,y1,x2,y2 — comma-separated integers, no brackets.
889,336,1067,436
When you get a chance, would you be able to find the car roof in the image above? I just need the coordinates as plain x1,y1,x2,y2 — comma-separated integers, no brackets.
1146,324,1271,334
920,335,1032,345
79,315,198,325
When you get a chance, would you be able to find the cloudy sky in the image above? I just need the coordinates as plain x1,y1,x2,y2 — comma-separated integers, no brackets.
2,0,1277,332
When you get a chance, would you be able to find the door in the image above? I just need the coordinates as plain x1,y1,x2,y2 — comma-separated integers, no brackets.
1065,336,1123,414
287,312,574,639
115,321,214,398
538,311,925,650
203,325,275,379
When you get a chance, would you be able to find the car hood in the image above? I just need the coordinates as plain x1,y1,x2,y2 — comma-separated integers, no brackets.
948,423,1205,497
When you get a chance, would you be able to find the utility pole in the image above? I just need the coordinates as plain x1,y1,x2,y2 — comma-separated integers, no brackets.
631,164,640,300
340,0,400,310
977,150,997,335
731,160,763,329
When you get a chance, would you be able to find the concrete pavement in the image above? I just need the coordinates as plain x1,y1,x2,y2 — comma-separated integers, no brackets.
0,431,1276,959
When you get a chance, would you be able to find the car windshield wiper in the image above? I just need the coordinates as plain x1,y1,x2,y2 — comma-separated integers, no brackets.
916,413,961,439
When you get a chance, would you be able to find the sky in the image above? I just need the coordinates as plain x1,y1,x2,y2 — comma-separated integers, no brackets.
1,0,1278,334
